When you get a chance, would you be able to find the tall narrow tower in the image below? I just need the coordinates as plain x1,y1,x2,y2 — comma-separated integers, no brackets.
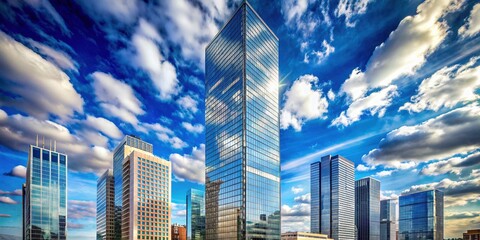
355,177,381,240
97,169,114,240
23,144,68,240
205,1,280,239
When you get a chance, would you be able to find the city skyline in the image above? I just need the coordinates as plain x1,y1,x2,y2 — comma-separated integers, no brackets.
0,0,480,239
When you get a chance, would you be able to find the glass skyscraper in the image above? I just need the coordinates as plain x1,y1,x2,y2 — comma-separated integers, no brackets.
355,177,380,240
187,188,205,240
399,190,443,240
310,155,355,240
205,1,280,239
113,135,153,240
380,199,397,240
23,144,67,240
97,169,114,240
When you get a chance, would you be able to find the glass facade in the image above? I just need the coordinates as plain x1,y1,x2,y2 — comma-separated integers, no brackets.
113,135,153,240
310,155,355,240
399,190,444,240
187,189,206,240
310,162,321,233
97,169,115,240
205,2,280,239
24,145,67,240
380,199,396,240
355,177,380,240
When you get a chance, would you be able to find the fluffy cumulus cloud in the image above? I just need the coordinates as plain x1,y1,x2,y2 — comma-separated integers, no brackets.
82,115,123,140
374,170,396,177
363,104,480,169
294,193,311,203
3,165,26,178
356,164,375,171
0,109,111,174
132,19,180,100
169,144,205,183
157,133,188,149
280,75,329,131
335,0,374,27
400,56,480,113
421,151,480,176
331,85,397,127
458,3,480,38
176,95,199,119
336,0,463,126
91,71,145,125
68,200,96,219
0,196,18,204
281,203,310,232
159,0,235,70
0,31,84,120
402,177,480,207
291,186,304,194
181,122,204,134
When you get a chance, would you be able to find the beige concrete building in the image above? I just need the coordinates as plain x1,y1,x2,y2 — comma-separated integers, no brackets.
120,143,171,240
281,232,333,240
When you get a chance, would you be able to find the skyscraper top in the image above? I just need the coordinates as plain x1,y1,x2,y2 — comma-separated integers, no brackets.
206,1,278,50
113,135,153,153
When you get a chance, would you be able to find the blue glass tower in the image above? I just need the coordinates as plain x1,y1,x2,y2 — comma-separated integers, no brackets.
205,1,280,239
97,169,114,240
399,190,444,240
355,177,380,240
310,155,355,240
187,189,205,240
23,144,67,240
380,199,397,240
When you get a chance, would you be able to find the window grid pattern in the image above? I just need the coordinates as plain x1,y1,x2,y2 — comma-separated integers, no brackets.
355,178,380,240
187,189,205,240
380,199,397,240
97,169,115,240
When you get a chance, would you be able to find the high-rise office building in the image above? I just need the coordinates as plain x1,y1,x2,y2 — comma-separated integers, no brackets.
121,143,171,239
355,177,380,240
310,155,355,240
97,169,115,240
187,189,205,240
399,190,444,240
113,135,153,239
281,232,333,240
380,199,396,240
23,144,67,240
205,1,280,239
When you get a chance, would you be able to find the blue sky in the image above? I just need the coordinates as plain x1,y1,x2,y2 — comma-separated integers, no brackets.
0,0,479,238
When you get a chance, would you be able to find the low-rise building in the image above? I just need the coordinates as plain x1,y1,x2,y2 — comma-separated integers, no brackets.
463,229,480,240
281,232,333,240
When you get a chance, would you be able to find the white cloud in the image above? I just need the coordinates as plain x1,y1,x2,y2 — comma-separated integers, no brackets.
0,197,17,204
132,24,180,100
400,56,480,113
380,190,399,200
363,104,480,169
281,203,310,232
159,0,234,71
181,122,204,134
335,0,374,27
327,89,336,101
280,74,329,131
0,31,84,120
3,165,26,178
25,38,78,72
75,0,139,24
91,71,145,125
83,115,123,139
157,133,188,149
458,3,480,38
374,170,396,177
331,85,397,127
304,40,335,64
402,177,480,207
291,186,304,194
0,109,112,174
169,144,205,183
294,193,311,203
0,189,22,196
356,164,375,171
337,0,463,125
176,95,199,119
136,122,173,135
421,151,480,176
